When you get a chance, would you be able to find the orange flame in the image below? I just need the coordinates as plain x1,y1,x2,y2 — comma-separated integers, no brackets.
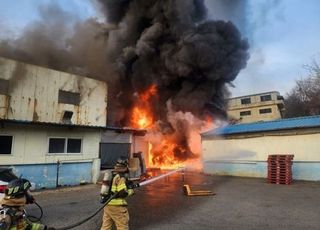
148,140,189,169
130,84,213,170
130,85,157,129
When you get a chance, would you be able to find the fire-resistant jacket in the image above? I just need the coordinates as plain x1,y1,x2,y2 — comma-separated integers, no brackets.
108,174,134,206
0,196,46,230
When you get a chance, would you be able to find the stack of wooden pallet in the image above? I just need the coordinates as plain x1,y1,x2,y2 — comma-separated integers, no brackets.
267,154,294,185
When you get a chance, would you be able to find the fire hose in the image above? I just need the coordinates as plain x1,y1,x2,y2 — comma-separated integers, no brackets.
49,168,183,230
54,192,119,230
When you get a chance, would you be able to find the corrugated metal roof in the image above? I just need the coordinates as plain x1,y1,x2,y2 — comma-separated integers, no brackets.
202,115,320,137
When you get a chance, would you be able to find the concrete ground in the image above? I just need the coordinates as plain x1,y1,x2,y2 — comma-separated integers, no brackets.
27,171,320,230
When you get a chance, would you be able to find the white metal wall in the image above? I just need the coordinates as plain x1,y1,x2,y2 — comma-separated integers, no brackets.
0,124,101,165
202,133,320,162
0,57,107,126
202,132,320,180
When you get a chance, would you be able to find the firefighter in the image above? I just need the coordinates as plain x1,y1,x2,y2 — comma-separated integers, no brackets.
0,178,54,230
100,158,134,230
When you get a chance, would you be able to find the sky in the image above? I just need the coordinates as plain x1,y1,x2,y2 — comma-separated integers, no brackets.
0,0,320,98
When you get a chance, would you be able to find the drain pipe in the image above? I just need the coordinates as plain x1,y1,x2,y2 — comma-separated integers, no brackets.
56,160,61,188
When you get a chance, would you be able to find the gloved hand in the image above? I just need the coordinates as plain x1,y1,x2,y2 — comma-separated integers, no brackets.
100,194,111,204
26,193,35,204
126,180,140,189
115,190,128,198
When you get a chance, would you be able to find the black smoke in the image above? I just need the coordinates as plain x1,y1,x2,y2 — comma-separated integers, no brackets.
0,0,249,165
97,0,249,125
0,1,249,126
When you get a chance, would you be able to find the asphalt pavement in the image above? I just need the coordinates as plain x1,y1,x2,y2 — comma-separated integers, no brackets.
27,170,320,230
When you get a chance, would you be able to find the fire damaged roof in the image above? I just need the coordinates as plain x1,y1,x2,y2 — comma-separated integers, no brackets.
0,119,146,136
202,115,320,137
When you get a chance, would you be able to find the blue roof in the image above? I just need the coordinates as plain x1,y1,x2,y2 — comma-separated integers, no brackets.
202,115,320,137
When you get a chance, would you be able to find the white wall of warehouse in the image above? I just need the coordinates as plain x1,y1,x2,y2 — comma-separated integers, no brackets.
0,124,101,165
202,131,320,181
202,133,320,162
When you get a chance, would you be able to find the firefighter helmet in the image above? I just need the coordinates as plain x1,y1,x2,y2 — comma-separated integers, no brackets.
114,157,129,172
5,178,31,198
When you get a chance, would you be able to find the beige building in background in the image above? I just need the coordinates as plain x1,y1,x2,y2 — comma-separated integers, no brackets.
227,91,285,123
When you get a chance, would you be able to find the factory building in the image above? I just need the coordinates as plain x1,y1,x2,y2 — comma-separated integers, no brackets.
0,57,145,189
201,115,320,181
227,91,285,123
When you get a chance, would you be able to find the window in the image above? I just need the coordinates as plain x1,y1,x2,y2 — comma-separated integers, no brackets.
58,90,80,105
241,98,251,104
240,110,251,116
259,108,272,114
49,138,65,153
277,95,284,100
67,139,82,153
260,95,272,102
0,135,13,154
48,138,82,154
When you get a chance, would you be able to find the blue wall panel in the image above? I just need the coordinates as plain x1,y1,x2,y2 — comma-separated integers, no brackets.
292,163,320,181
10,162,92,189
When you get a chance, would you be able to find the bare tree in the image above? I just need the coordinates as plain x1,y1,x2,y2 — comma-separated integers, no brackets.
284,59,320,118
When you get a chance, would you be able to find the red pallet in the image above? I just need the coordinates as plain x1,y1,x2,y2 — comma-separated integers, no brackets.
267,154,294,185
268,180,292,185
268,157,294,160
268,161,293,164
268,176,292,180
268,165,292,168
268,170,292,173
268,154,294,158
268,172,292,176
268,159,293,164
268,178,292,183
268,161,292,163
268,167,292,170
268,173,292,176
268,169,292,172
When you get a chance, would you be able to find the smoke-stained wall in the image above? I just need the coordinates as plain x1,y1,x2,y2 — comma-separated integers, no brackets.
0,57,107,126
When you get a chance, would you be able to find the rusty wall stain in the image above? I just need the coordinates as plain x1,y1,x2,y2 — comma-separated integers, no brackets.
33,98,39,121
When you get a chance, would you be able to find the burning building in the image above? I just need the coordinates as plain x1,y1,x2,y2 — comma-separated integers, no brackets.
0,56,145,188
101,0,249,169
0,0,249,170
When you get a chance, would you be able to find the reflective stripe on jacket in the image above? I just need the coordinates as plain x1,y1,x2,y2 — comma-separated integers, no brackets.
9,220,45,230
108,174,134,206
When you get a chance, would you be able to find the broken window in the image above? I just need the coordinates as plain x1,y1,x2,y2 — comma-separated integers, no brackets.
0,135,13,154
0,79,9,95
58,90,80,105
48,137,82,154
61,111,73,124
